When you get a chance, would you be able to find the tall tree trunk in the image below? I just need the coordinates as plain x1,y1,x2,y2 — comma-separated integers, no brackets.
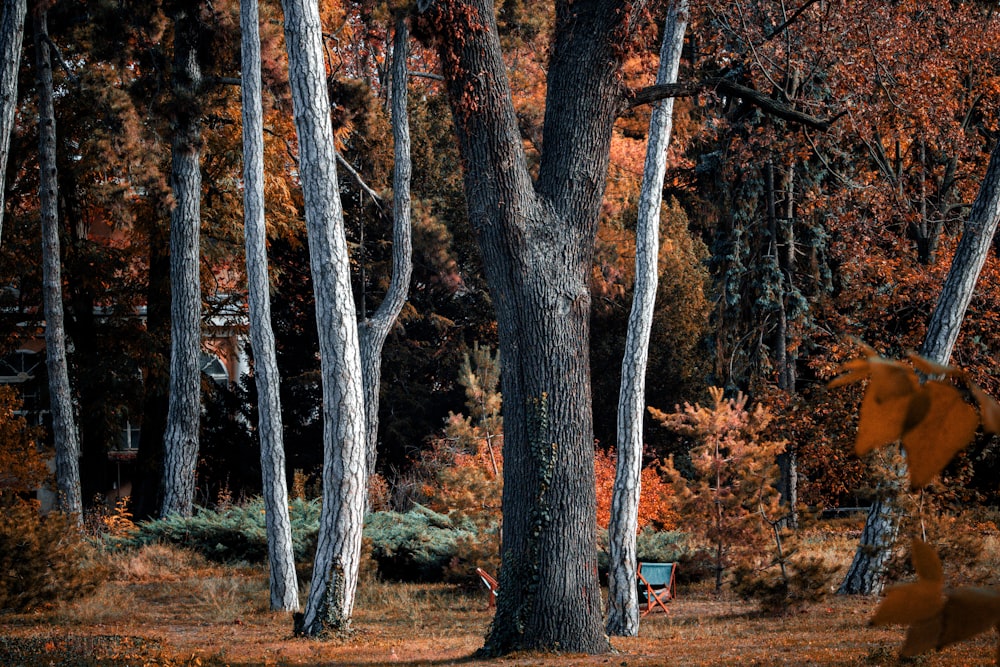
0,0,25,244
281,0,366,636
770,161,798,526
34,6,81,519
424,0,643,654
606,0,687,638
133,219,171,520
161,5,203,518
240,0,299,612
359,16,412,486
840,142,1000,595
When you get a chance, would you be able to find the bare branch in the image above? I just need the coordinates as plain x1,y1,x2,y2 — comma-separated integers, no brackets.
42,36,79,85
626,81,702,107
207,76,242,87
627,77,836,132
336,153,384,207
764,0,823,41
409,70,444,81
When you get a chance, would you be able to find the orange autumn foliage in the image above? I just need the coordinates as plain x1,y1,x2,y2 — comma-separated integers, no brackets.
594,448,678,532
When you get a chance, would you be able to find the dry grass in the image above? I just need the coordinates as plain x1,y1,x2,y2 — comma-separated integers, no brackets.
1,536,998,666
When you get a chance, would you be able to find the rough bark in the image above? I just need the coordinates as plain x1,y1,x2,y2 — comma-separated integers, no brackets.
34,6,81,519
132,219,171,520
281,0,367,636
770,161,798,526
839,142,1000,595
161,5,203,518
359,17,412,485
424,0,646,654
606,0,687,638
0,0,25,244
240,0,299,612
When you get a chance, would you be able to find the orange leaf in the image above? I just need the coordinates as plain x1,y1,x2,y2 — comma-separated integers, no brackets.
868,358,919,404
854,361,920,455
873,540,944,629
828,358,873,389
911,538,944,583
968,381,1000,434
901,381,979,489
907,353,962,378
902,615,943,657
872,579,944,626
935,587,1000,650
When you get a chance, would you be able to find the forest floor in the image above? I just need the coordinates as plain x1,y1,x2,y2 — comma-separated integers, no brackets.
1,533,998,667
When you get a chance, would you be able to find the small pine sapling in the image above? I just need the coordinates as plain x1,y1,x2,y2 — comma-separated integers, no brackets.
652,387,787,591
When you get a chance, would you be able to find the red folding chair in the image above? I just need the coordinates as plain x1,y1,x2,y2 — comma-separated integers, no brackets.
476,567,499,609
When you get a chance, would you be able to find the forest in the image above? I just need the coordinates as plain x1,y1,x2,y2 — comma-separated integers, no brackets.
1,0,1000,664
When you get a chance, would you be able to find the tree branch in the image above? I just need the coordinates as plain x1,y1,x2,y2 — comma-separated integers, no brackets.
336,153,384,207
409,70,444,81
626,77,836,132
207,76,242,87
764,0,823,41
42,36,79,85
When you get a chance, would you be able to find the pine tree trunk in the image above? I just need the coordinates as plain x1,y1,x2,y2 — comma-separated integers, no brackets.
0,0,25,244
606,0,687,638
281,0,367,636
359,17,412,485
769,161,798,526
34,7,81,519
161,5,203,518
838,490,900,595
240,0,299,612
840,142,1000,595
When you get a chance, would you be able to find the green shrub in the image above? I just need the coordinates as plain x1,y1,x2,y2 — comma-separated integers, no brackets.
108,497,322,564
0,498,107,612
597,529,691,578
365,504,476,581
109,499,488,584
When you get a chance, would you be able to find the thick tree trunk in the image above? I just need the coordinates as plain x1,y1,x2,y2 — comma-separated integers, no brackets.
606,0,687,638
240,0,299,612
161,5,203,518
34,7,81,519
425,0,643,654
840,142,1000,595
281,0,367,636
359,17,412,485
0,0,25,244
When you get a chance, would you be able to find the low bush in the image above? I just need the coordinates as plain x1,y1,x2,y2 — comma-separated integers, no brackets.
597,528,691,579
111,499,485,584
108,497,322,564
732,554,838,615
365,504,477,581
0,497,107,612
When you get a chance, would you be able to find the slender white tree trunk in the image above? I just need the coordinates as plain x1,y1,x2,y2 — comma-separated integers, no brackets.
240,0,299,612
34,7,81,519
359,17,412,485
0,0,26,244
161,7,203,518
280,0,366,635
606,0,687,637
840,142,1000,595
